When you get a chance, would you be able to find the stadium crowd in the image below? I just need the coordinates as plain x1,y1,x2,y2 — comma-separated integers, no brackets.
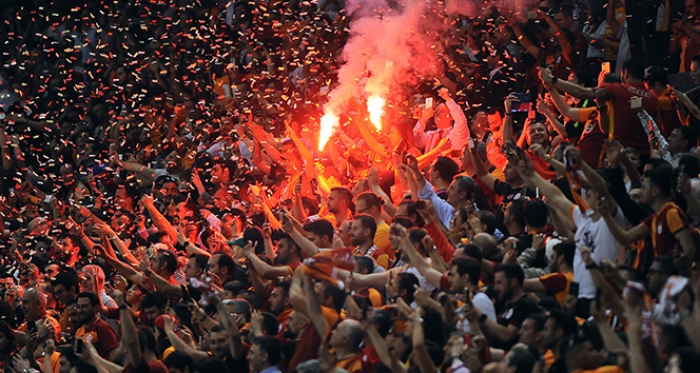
2,0,700,373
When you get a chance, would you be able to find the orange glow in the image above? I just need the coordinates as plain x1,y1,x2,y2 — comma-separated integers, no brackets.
367,95,385,131
318,112,339,150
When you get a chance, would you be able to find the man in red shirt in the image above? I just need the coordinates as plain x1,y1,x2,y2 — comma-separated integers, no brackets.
74,292,119,360
245,233,301,279
542,59,658,159
600,164,696,261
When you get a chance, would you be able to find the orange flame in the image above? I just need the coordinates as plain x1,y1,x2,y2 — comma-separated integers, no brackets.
318,112,339,150
367,95,385,131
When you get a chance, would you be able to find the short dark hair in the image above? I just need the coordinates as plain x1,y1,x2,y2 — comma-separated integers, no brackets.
523,199,548,228
553,241,575,268
451,257,481,285
354,256,375,274
548,309,578,336
190,254,209,271
252,336,282,365
157,250,178,273
495,262,525,286
677,126,698,151
507,199,527,227
433,156,459,182
51,272,79,293
526,313,547,333
142,292,168,310
476,210,497,235
214,252,238,277
259,312,279,336
397,273,420,304
303,219,334,242
76,292,99,307
452,176,476,201
353,214,377,239
679,154,700,177
460,244,483,263
643,163,675,198
323,283,346,313
507,346,536,373
273,280,291,298
397,200,424,227
330,187,354,213
243,227,265,254
275,232,301,257
164,351,194,372
621,59,645,81
644,66,668,86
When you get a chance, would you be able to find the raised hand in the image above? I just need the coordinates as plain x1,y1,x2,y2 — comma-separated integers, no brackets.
540,67,554,84
532,233,546,252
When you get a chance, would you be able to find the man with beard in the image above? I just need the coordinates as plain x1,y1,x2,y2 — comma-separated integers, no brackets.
473,263,539,350
56,234,82,267
349,215,389,271
326,187,353,228
74,292,119,359
268,281,292,325
541,310,578,372
522,241,575,308
245,233,301,279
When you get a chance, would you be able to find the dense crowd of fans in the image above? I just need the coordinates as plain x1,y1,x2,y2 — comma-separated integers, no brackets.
2,0,700,373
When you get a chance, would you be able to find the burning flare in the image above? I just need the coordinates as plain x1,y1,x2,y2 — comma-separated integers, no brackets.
367,95,385,131
318,112,339,150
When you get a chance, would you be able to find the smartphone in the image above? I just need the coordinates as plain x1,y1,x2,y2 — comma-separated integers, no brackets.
464,288,471,302
602,61,611,74
595,288,602,310
425,97,433,108
76,338,84,354
512,93,531,113
569,282,580,297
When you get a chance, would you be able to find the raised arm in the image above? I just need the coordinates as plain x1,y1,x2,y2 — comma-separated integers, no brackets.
506,18,541,57
440,87,470,151
541,68,597,100
140,194,178,243
281,211,320,256
511,149,575,217
302,271,330,339
118,293,142,368
470,140,498,191
244,241,292,279
393,225,443,288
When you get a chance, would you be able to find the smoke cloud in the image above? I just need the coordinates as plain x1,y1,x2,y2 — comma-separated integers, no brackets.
324,0,448,115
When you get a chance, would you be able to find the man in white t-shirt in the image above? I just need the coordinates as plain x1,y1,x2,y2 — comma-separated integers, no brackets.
512,147,627,317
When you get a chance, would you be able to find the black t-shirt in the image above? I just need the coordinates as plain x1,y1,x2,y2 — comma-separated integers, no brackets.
493,180,536,204
493,294,540,350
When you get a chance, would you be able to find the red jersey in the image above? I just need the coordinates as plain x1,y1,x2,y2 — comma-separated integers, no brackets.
600,82,658,155
576,107,605,167
642,202,689,257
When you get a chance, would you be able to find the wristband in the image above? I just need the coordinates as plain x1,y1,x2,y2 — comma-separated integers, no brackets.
505,112,512,116
551,77,558,85
478,313,488,324
144,270,152,278
119,304,127,310
585,262,598,270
